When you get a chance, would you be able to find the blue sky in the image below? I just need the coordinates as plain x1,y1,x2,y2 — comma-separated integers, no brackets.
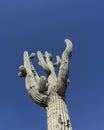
0,0,104,130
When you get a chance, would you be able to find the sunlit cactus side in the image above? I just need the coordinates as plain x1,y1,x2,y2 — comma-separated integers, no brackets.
18,39,73,130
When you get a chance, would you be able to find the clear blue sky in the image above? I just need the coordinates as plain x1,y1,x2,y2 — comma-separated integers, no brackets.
0,0,104,130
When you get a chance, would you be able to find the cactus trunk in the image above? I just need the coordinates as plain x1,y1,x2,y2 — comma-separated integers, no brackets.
46,91,72,130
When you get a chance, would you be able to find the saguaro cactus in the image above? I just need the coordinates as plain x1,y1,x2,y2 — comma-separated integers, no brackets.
18,39,73,130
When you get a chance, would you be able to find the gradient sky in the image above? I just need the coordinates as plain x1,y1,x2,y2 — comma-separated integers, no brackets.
0,0,104,130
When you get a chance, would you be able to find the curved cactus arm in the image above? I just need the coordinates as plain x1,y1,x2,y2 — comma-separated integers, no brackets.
23,51,48,107
63,39,73,58
53,55,61,67
57,39,73,95
37,51,51,75
28,89,48,107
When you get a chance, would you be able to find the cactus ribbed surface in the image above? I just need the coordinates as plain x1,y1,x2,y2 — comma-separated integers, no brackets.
18,39,73,130
46,92,72,130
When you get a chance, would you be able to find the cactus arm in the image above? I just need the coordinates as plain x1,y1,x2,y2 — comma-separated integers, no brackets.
45,51,55,73
28,88,48,107
37,51,51,75
24,51,37,91
63,39,73,57
57,39,73,95
30,62,40,84
30,62,48,92
53,55,61,67
23,51,48,107
38,76,47,93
